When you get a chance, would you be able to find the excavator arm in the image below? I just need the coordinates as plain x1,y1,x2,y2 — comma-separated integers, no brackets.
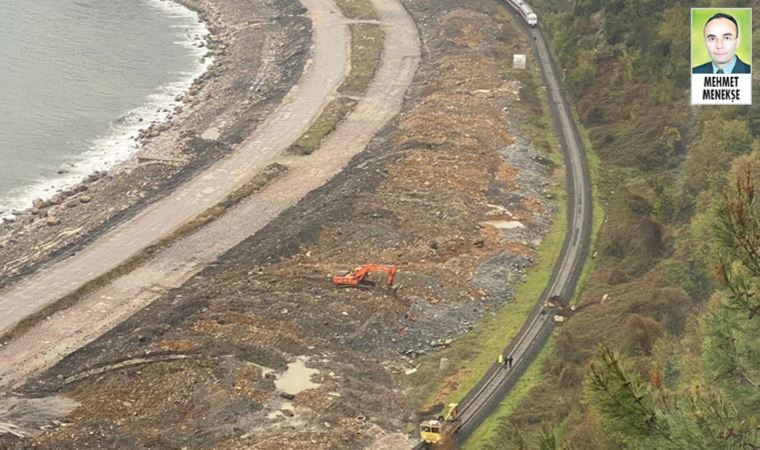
332,264,397,287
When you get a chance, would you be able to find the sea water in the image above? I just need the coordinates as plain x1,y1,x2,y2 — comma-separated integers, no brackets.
0,0,210,218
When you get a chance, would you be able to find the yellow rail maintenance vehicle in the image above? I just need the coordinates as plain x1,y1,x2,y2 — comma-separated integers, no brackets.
420,402,461,445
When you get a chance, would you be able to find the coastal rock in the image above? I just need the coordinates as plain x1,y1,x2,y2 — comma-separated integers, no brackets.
46,216,61,226
79,195,92,204
33,198,46,210
65,201,77,208
49,194,65,205
85,171,103,183
147,124,170,138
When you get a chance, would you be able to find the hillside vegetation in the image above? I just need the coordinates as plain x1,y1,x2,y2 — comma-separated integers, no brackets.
487,1,760,448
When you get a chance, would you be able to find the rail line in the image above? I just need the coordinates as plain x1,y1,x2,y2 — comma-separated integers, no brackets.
414,6,593,448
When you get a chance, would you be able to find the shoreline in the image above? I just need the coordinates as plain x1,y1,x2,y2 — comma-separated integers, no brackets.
0,0,311,288
0,0,212,220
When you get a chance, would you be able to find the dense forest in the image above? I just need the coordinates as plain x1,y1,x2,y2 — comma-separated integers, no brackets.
490,1,760,448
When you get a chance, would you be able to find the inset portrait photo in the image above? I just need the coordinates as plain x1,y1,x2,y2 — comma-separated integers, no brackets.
691,8,752,105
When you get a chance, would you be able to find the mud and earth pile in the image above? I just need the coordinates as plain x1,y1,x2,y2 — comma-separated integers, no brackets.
2,0,555,448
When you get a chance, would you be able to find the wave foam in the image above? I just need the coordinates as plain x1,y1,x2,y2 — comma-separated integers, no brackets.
0,0,212,219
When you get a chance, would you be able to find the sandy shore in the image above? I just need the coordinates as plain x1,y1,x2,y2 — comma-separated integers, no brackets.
0,0,311,289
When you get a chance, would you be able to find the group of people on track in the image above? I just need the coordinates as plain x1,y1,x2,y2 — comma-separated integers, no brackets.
497,353,514,369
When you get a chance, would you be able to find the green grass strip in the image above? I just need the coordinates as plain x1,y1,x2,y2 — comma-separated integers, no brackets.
288,97,357,155
571,117,605,305
334,0,377,20
339,24,384,96
288,23,383,155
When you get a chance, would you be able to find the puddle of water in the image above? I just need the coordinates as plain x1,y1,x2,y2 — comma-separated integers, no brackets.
482,220,525,230
274,356,320,395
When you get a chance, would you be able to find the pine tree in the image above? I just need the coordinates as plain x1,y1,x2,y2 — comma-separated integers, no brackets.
715,167,760,320
701,295,760,411
586,345,760,449
586,345,669,448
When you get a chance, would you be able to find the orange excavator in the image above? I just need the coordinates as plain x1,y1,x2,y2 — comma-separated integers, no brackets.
332,264,398,287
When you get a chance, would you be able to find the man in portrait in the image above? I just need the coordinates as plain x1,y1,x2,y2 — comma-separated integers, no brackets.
692,12,751,74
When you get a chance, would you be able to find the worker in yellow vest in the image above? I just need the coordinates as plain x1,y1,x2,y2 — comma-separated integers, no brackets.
497,353,504,367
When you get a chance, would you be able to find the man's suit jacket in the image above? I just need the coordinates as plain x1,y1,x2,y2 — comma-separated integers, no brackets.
692,56,751,74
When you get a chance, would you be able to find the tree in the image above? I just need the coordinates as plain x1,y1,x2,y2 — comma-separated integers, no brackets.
701,293,760,412
586,345,760,449
716,166,760,320
586,345,669,447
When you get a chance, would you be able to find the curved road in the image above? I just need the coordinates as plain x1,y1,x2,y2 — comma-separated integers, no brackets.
0,0,420,391
419,18,593,447
0,0,348,337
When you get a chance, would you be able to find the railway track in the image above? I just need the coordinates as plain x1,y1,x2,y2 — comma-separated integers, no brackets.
414,11,593,449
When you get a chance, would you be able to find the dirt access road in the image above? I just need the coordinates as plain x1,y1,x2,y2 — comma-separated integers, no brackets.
0,0,419,391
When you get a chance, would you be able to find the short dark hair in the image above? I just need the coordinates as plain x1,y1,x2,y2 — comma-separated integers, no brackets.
705,12,739,38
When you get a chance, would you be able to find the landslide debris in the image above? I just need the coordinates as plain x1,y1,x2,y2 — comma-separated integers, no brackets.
7,0,557,448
